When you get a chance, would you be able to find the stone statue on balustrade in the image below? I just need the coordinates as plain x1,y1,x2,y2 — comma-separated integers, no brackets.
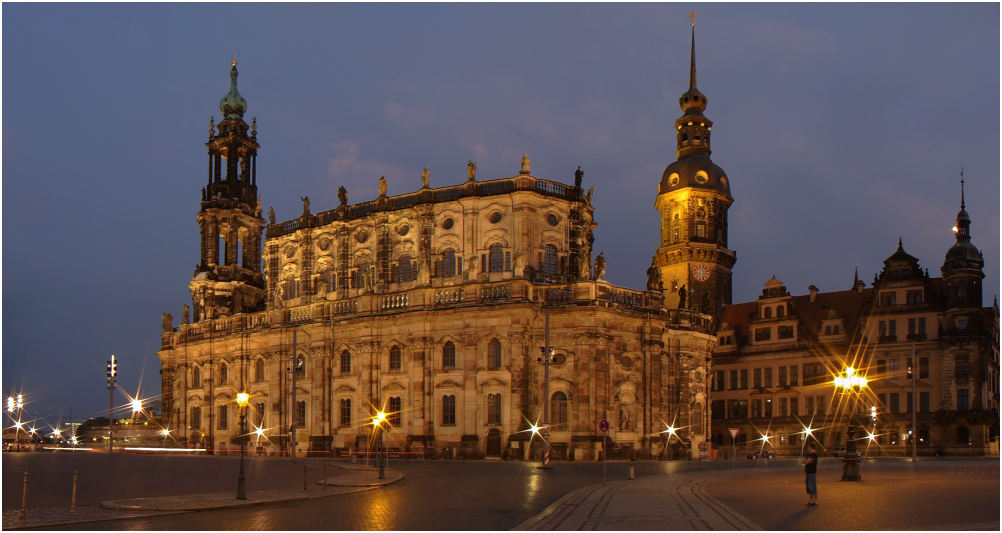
593,253,606,281
646,260,663,292
338,186,347,206
467,161,477,181
162,312,173,333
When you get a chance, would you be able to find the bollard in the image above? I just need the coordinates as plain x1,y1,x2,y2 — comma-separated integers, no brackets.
303,465,307,491
628,461,635,480
351,452,357,465
20,472,28,519
71,471,78,513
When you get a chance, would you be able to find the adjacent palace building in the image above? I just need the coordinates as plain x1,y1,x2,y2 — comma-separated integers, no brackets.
157,27,998,459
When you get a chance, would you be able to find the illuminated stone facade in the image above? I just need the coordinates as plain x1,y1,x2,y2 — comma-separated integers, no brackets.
156,60,717,460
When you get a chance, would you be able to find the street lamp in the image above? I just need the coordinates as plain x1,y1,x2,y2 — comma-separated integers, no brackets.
833,366,868,481
236,392,249,500
373,410,386,480
663,424,677,461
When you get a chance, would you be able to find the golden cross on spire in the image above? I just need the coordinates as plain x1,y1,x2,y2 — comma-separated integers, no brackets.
686,11,698,27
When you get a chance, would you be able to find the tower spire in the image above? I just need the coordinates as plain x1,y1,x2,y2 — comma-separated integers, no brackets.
960,167,965,209
689,21,697,90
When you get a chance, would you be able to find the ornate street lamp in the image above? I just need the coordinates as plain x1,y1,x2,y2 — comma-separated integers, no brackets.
833,366,868,481
236,392,249,500
373,410,387,480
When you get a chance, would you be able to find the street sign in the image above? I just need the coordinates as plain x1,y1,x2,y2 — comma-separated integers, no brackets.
599,419,609,432
728,427,740,439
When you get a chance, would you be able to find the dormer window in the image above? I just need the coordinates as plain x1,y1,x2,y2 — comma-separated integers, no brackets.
776,305,785,318
906,290,923,304
880,292,897,306
763,307,772,319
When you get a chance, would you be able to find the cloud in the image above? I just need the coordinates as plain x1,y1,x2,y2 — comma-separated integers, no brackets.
384,101,434,130
327,140,411,198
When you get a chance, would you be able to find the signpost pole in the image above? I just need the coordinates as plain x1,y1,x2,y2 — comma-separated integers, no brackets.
729,427,740,469
598,419,609,484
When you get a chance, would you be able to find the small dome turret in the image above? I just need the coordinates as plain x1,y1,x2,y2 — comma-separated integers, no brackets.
219,60,247,120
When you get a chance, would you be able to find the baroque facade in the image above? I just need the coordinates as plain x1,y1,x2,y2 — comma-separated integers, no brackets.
157,45,718,460
709,195,999,457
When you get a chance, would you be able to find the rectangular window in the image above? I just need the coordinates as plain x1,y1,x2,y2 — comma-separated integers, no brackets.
880,292,897,306
389,397,402,426
339,399,351,427
789,365,799,387
816,396,825,415
906,392,913,413
918,317,926,335
878,321,887,337
890,393,900,414
255,402,265,427
906,290,923,304
778,366,787,387
778,325,794,339
711,400,725,420
888,320,897,338
340,352,351,375
825,325,832,335
714,371,725,392
389,349,402,372
740,369,748,389
919,392,929,413
764,367,773,388
790,397,799,416
295,400,306,428
442,343,456,369
957,389,969,411
889,359,900,380
442,395,456,425
805,396,814,415
191,406,201,429
729,370,738,390
755,328,771,342
876,359,886,378
753,368,762,389
908,318,916,336
752,399,762,418
696,225,705,238
487,393,501,425
779,397,788,416
919,357,929,379
218,404,228,430
833,324,841,335
764,398,773,417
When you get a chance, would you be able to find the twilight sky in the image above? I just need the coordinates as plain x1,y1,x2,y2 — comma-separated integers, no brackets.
3,3,999,422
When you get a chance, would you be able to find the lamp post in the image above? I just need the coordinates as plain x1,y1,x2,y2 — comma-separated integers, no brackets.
664,425,677,461
908,341,917,461
373,410,386,480
236,392,249,500
833,366,868,481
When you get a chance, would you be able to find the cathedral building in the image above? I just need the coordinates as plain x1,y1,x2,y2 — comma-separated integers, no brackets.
157,37,718,460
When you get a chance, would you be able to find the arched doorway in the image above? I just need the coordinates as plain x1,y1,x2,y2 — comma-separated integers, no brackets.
486,429,502,458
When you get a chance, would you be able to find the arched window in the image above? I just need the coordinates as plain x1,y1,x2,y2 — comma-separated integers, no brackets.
543,245,558,275
487,393,502,424
443,249,457,277
956,426,970,445
764,307,773,319
551,391,568,430
295,355,305,379
389,396,402,426
443,341,456,369
192,366,201,388
339,399,351,427
487,339,502,369
389,346,402,372
255,359,265,383
442,395,456,425
295,400,306,427
776,305,785,318
351,259,370,289
219,363,228,385
489,244,504,273
340,350,351,375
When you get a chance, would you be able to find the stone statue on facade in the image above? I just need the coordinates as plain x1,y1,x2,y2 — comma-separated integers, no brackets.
593,253,606,281
268,207,276,225
678,284,687,309
520,154,531,174
417,260,430,286
421,167,430,188
338,186,348,206
300,196,310,217
161,312,173,333
315,276,327,298
182,303,190,325
378,176,388,197
574,166,584,188
467,160,477,181
579,255,591,280
646,260,663,292
585,186,594,204
233,291,244,314
513,253,525,277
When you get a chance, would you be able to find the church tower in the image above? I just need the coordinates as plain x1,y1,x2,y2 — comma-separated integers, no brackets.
653,22,736,318
190,59,266,322
941,177,985,333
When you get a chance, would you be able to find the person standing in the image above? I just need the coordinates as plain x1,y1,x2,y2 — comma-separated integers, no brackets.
802,442,819,507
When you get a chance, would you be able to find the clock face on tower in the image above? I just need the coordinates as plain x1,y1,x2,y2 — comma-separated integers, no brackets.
692,264,710,282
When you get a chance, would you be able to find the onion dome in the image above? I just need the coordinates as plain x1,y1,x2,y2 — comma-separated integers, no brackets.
944,178,983,270
219,60,247,120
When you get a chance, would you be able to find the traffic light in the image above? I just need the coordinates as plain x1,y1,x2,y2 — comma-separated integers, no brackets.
107,355,118,389
870,405,877,423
